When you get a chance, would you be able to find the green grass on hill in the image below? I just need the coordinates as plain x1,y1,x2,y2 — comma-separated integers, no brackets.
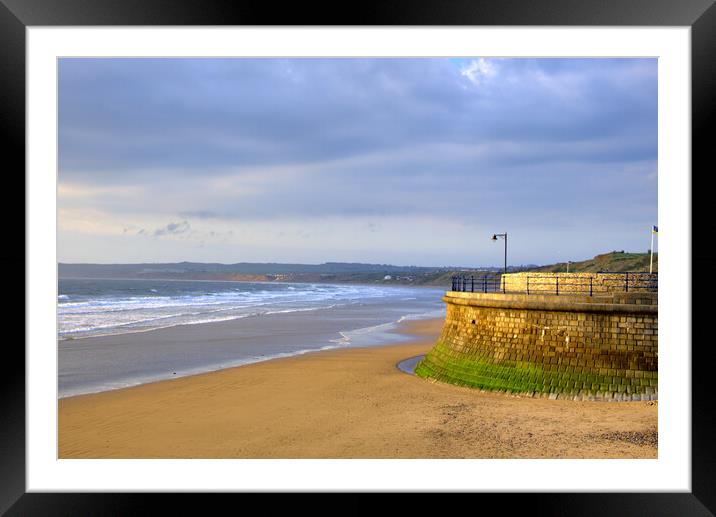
530,251,658,273
420,251,658,287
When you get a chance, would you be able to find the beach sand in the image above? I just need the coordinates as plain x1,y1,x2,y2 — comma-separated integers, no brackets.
58,318,657,458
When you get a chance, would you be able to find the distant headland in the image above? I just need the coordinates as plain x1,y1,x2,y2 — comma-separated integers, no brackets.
59,251,657,287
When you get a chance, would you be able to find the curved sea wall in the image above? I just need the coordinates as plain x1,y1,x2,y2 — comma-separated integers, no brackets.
415,289,658,401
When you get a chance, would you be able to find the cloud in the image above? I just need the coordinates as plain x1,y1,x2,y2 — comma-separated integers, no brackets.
152,220,191,237
57,58,657,265
59,58,656,181
460,58,497,86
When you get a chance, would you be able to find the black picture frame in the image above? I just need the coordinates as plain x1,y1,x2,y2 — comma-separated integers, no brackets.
3,0,713,513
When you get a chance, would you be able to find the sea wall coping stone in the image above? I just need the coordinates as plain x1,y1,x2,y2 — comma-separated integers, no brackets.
444,292,658,315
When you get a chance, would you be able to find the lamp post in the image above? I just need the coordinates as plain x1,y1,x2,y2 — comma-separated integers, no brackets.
650,225,658,274
491,233,508,274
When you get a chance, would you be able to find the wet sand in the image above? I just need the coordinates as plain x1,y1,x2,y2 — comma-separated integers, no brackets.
58,318,657,458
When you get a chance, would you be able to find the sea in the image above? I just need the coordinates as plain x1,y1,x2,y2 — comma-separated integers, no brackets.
58,278,445,398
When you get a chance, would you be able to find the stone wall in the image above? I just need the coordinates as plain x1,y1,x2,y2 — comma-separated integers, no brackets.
415,290,658,401
496,272,657,295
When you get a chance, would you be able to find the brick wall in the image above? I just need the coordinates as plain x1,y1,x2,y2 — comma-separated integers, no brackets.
415,291,658,401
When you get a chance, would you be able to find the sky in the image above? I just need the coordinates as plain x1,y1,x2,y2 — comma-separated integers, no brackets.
58,58,657,267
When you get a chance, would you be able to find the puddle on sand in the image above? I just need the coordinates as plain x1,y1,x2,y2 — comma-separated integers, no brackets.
396,355,425,375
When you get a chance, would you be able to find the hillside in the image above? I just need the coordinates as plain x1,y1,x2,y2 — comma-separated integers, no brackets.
58,252,657,289
58,261,455,286
59,260,529,285
529,251,658,273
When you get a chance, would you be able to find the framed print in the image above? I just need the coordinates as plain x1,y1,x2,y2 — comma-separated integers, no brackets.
4,0,715,513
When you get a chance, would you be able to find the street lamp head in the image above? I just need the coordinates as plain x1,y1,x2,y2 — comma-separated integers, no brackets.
491,234,498,241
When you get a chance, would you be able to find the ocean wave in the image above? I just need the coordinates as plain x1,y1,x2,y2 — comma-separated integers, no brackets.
396,309,445,323
59,311,204,334
56,286,378,314
264,304,339,315
58,301,353,339
57,281,442,339
329,309,444,347
329,320,399,346
58,311,263,340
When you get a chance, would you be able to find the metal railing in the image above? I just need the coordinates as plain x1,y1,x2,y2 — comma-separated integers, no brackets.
451,272,658,296
452,273,504,293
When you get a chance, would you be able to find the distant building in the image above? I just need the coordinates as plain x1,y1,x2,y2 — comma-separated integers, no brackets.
383,275,392,280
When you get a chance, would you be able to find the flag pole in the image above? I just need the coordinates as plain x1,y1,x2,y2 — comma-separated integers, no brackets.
649,228,655,274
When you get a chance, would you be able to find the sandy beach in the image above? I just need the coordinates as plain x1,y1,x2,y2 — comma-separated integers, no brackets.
58,318,657,459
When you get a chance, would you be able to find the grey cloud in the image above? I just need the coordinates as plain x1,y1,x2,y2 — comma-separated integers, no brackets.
152,221,191,237
58,58,657,265
59,58,656,177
